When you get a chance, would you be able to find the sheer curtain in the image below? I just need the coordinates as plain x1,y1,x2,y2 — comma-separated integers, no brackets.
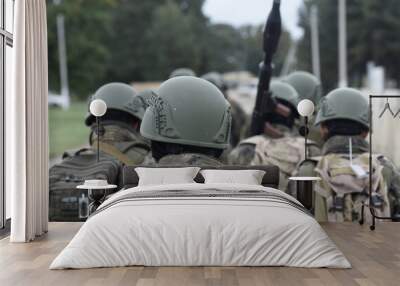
7,0,49,242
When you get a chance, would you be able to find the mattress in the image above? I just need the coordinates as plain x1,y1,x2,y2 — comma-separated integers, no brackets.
50,183,351,269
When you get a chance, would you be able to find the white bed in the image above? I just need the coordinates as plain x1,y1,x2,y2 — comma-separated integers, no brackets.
50,183,351,269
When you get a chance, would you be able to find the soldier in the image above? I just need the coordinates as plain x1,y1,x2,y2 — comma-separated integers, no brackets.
202,72,248,147
297,88,400,222
169,68,196,78
140,76,231,166
85,83,151,165
228,80,320,192
285,71,321,104
285,71,324,147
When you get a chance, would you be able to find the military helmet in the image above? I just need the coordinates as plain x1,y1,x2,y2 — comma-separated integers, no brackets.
201,72,225,91
85,82,141,126
270,80,299,110
169,68,196,78
315,88,369,128
286,71,321,104
140,76,231,149
133,89,157,120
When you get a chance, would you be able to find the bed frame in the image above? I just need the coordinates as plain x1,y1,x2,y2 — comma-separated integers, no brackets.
122,165,280,189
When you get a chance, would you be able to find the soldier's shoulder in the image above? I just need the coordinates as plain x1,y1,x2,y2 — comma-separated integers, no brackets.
141,153,157,166
228,141,257,165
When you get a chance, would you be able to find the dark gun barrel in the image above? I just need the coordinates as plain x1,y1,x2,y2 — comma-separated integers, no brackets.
249,0,285,136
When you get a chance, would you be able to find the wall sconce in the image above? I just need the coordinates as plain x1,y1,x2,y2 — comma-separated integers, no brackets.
89,99,107,162
297,99,315,160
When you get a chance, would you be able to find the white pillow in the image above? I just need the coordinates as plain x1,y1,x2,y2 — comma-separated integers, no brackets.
200,169,266,185
135,167,200,186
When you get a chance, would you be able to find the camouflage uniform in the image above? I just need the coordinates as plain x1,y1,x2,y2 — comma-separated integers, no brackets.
90,124,150,165
297,135,399,222
158,153,223,166
229,80,320,193
228,125,320,192
297,87,400,222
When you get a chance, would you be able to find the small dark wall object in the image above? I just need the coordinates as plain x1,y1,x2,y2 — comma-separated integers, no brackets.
298,126,309,137
96,117,100,163
296,181,313,211
289,176,320,213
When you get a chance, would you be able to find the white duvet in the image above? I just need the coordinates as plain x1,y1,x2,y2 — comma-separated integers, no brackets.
50,183,350,269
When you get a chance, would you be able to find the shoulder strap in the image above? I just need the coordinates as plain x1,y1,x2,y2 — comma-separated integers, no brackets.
62,147,92,159
119,141,151,153
97,142,148,165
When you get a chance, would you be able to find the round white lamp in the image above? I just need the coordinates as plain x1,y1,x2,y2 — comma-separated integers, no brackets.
90,99,107,162
297,99,315,117
89,99,107,117
297,99,315,161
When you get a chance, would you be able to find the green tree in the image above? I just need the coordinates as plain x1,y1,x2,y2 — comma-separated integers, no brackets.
106,0,208,81
204,24,246,73
47,0,293,97
297,0,338,91
297,0,400,91
47,0,115,99
105,0,165,83
143,1,202,79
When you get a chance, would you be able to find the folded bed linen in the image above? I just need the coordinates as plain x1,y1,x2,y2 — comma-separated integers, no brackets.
50,183,351,269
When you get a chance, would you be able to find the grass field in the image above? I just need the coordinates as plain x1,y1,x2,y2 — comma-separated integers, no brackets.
49,102,90,158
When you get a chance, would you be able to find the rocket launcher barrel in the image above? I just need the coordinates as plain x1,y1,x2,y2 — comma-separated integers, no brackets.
250,0,286,136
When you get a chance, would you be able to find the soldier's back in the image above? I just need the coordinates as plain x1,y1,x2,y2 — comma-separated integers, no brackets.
297,135,399,222
229,134,319,191
92,124,150,165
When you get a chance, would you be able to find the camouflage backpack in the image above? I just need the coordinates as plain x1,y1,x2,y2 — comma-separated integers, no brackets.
49,149,121,222
314,153,390,222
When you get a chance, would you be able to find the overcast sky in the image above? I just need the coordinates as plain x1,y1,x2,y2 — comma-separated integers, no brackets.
203,0,304,40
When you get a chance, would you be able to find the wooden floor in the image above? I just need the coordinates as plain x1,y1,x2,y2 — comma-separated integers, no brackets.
0,222,399,286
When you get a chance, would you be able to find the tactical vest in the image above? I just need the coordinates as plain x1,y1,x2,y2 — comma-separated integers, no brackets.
313,153,390,222
90,124,150,165
240,135,307,191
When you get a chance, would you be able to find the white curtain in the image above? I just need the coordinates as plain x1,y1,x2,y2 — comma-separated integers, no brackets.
7,0,49,242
